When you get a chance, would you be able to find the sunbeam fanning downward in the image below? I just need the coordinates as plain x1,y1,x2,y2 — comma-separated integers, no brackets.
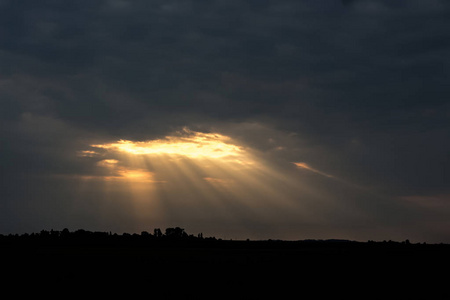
78,128,322,238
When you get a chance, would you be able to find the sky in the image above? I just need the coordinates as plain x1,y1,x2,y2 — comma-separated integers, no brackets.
1,0,449,242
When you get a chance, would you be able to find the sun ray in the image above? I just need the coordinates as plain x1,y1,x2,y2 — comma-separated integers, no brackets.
77,128,318,232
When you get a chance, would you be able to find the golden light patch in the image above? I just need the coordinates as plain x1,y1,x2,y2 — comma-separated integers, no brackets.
97,159,119,167
56,169,156,183
93,159,158,183
80,129,255,185
106,167,157,183
90,128,243,159
77,150,100,157
293,162,334,178
293,162,310,169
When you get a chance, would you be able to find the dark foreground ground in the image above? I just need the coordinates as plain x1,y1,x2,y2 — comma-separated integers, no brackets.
1,230,449,298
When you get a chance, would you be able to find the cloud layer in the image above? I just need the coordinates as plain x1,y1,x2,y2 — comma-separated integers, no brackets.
1,0,449,242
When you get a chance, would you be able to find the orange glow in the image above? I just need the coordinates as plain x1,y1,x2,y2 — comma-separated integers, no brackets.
91,128,243,159
293,162,334,178
94,159,159,183
105,168,157,183
97,159,119,167
76,128,319,234
80,128,258,187
77,150,100,157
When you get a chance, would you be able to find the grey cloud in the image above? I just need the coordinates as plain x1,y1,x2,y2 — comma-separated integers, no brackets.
1,0,448,170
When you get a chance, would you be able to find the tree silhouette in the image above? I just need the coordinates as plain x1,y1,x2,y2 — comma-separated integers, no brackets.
154,228,162,238
165,227,187,239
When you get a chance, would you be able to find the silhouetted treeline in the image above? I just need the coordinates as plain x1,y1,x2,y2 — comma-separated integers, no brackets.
1,227,449,253
1,227,449,299
0,227,216,248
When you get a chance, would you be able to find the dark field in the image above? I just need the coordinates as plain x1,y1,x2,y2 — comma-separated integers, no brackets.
1,229,449,298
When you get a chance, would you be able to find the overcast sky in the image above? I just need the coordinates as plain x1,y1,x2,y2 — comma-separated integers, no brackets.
1,0,449,242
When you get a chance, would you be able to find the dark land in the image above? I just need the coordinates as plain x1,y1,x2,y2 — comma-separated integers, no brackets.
2,228,449,298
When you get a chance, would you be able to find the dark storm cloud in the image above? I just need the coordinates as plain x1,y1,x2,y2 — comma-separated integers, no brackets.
1,0,449,240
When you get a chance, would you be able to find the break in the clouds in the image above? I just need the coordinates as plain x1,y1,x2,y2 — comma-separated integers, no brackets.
1,0,449,242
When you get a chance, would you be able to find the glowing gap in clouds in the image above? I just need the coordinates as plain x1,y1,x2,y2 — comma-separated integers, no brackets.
91,128,244,160
82,128,259,186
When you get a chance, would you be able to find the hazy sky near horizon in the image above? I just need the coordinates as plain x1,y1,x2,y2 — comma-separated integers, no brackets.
1,0,449,242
